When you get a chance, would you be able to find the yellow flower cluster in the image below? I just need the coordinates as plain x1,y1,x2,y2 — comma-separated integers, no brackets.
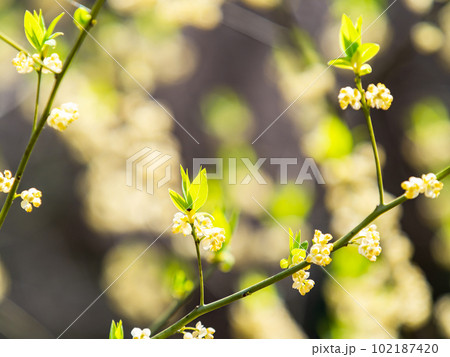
0,170,15,193
338,83,393,111
338,86,361,110
41,53,63,74
306,230,333,266
12,52,62,74
401,173,444,199
171,212,226,252
47,102,79,132
292,269,315,296
182,321,215,339
201,227,226,252
365,83,393,110
352,224,382,262
20,188,42,213
12,52,34,74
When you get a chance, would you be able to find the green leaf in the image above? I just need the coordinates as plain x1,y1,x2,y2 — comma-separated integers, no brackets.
24,11,40,49
169,189,188,213
358,43,380,64
300,241,308,250
328,58,353,70
288,227,294,252
45,13,64,39
339,14,361,58
189,168,208,212
280,258,289,269
109,320,124,339
180,165,190,201
73,6,92,30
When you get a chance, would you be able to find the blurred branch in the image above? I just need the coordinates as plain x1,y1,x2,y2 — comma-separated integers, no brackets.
153,165,450,339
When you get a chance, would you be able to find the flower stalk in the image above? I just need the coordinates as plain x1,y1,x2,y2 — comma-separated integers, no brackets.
355,74,385,205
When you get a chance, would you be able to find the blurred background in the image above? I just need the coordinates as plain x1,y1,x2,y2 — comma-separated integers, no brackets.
0,0,449,338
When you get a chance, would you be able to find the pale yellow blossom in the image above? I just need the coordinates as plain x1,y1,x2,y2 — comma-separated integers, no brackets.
172,212,192,236
352,224,382,262
0,170,15,193
365,83,393,110
42,53,62,74
12,52,34,74
421,173,443,199
306,230,333,266
20,188,42,213
182,321,215,339
201,227,226,252
47,102,79,132
338,86,361,110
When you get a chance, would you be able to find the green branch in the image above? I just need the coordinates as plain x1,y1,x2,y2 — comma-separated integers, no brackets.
153,165,450,339
191,224,205,306
0,0,106,230
355,75,385,205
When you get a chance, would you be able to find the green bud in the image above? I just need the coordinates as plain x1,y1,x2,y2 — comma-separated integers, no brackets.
74,7,92,31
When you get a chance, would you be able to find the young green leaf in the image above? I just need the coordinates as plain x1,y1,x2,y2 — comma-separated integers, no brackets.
357,43,380,65
109,320,124,339
339,14,361,58
189,168,208,212
288,227,294,252
328,58,353,70
24,11,41,50
45,13,64,39
180,165,190,201
169,189,188,213
300,241,308,251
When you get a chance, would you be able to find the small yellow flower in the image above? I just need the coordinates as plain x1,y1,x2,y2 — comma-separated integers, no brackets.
421,173,444,199
0,170,15,193
182,321,215,339
12,52,34,74
42,53,63,74
401,173,443,199
292,269,315,296
194,213,214,238
306,230,333,266
131,327,151,339
20,188,42,213
338,86,362,110
172,212,192,236
352,224,382,262
401,176,424,199
365,83,393,110
47,102,79,132
201,227,226,252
